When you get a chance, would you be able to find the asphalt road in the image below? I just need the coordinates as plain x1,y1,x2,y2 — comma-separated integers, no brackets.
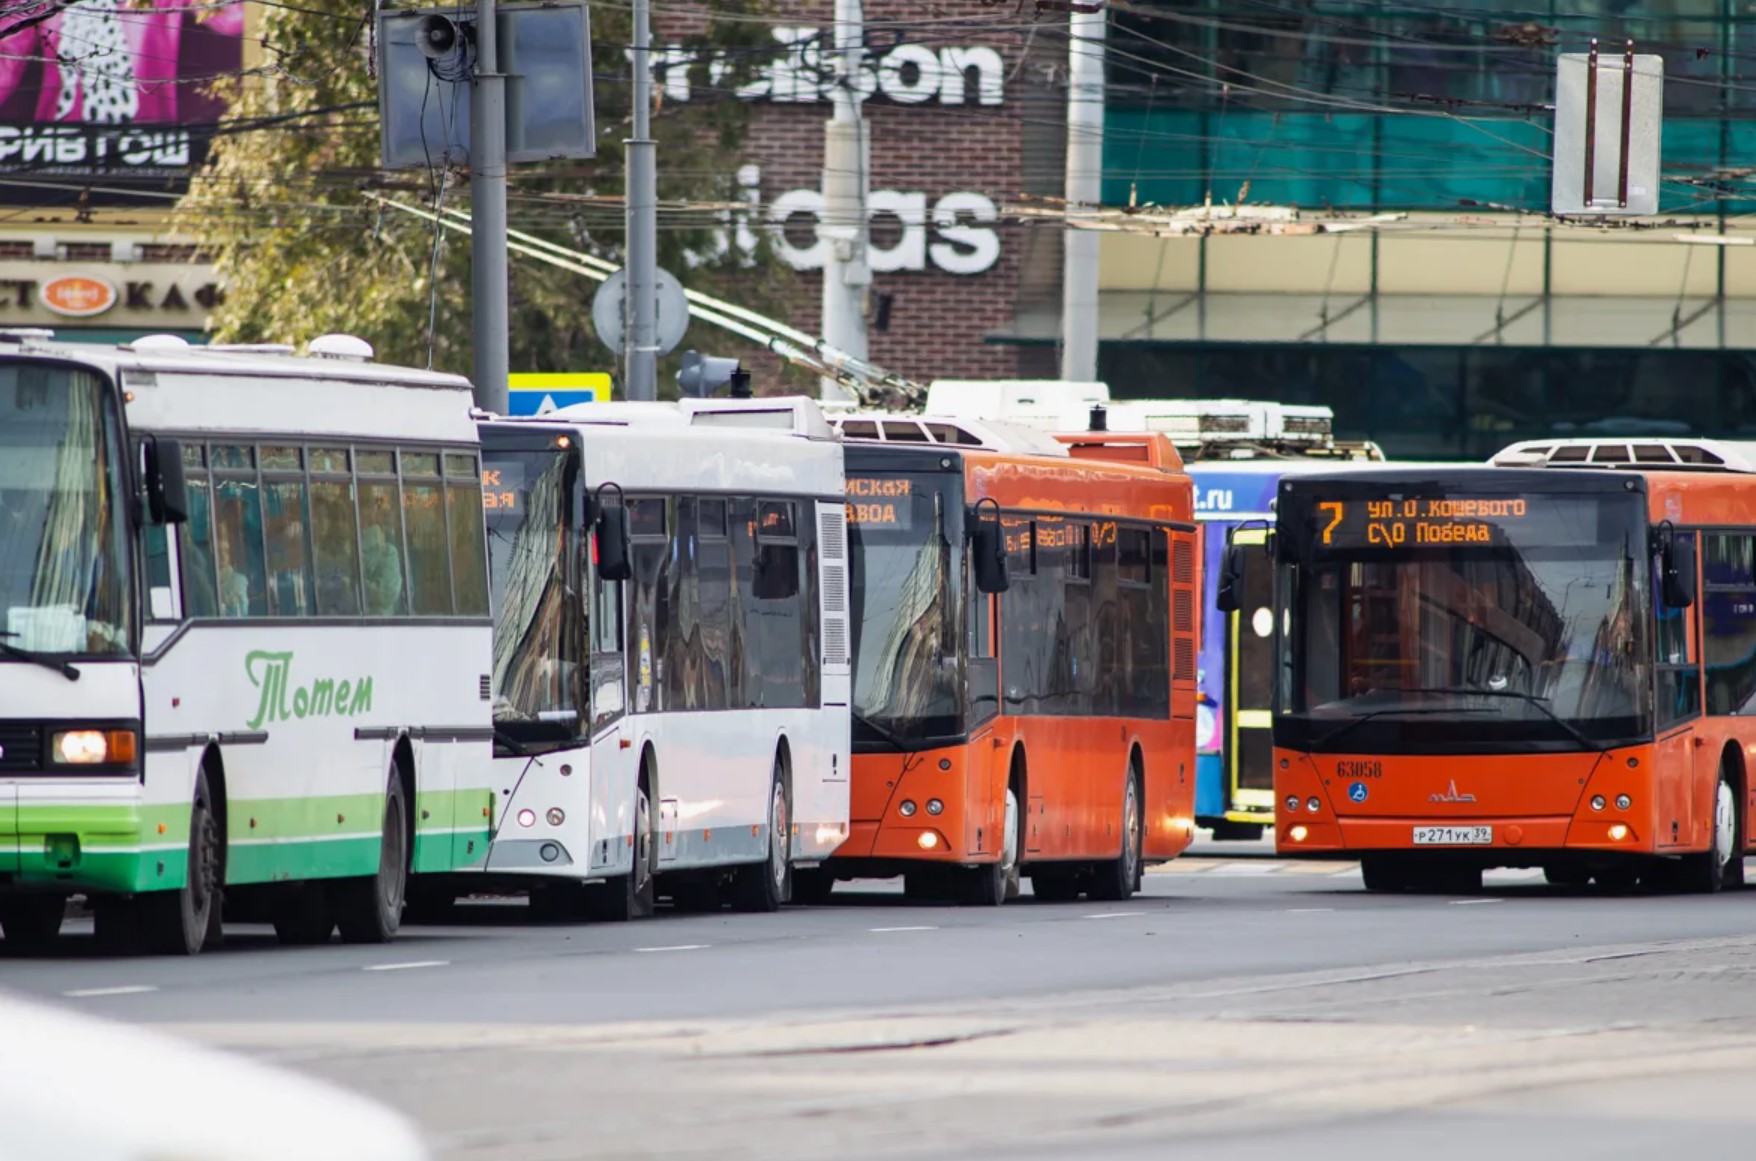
9,856,1756,1161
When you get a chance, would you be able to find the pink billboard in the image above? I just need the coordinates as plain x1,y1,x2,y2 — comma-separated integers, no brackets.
0,0,245,203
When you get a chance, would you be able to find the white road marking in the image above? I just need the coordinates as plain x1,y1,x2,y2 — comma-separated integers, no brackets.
363,960,451,972
869,925,937,933
64,985,158,998
633,944,708,953
1082,912,1136,920
1284,908,1335,913
1449,898,1504,906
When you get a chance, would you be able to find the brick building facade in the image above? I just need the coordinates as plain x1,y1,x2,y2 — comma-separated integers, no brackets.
654,2,1065,386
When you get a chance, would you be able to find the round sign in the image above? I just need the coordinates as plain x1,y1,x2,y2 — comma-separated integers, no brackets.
591,268,690,356
40,275,117,318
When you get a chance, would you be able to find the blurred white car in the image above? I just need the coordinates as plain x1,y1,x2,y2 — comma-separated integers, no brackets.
0,992,428,1161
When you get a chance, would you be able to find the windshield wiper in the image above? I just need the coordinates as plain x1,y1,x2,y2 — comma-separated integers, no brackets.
1390,686,1598,750
1310,703,1487,751
0,639,80,681
852,710,915,751
492,725,537,757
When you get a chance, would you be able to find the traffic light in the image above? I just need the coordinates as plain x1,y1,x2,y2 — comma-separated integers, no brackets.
676,350,742,398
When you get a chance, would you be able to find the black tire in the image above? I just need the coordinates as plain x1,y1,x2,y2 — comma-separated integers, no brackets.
962,786,1022,906
792,868,837,905
1677,769,1741,894
1088,769,1144,902
142,768,222,956
586,779,657,922
332,773,409,944
0,896,65,951
729,760,791,913
1029,869,1083,902
272,885,335,946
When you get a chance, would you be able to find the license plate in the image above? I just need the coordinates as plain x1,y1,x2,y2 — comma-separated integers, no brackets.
1412,825,1492,846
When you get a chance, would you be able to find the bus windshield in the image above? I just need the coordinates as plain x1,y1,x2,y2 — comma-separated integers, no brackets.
847,470,964,746
1278,489,1652,754
482,443,583,748
0,362,132,659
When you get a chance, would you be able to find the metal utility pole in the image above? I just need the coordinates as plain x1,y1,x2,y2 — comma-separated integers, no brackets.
1060,2,1106,383
820,0,870,402
624,0,660,401
470,0,510,413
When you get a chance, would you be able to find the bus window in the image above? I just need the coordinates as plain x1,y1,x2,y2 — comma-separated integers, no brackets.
212,474,267,619
310,477,363,616
262,476,314,617
1655,540,1702,726
357,464,408,617
401,453,453,616
445,454,489,616
1704,533,1756,715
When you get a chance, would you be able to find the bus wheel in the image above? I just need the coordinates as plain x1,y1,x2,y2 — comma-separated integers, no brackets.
332,774,409,944
1679,770,1741,894
962,787,1021,906
0,896,65,951
588,779,657,922
730,763,792,912
792,868,836,905
142,768,223,956
1088,772,1143,902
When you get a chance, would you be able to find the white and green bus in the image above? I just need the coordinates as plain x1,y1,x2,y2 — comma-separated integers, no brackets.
0,331,495,954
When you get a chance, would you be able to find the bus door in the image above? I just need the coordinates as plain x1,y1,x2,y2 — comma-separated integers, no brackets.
1653,532,1703,849
1226,527,1276,822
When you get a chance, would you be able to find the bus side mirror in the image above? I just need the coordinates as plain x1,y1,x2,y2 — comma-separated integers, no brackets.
1215,541,1245,614
595,504,631,582
972,518,1009,594
143,436,189,525
1662,532,1696,609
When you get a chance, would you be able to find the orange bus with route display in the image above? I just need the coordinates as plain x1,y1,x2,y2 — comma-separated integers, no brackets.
801,416,1200,904
1233,437,1756,893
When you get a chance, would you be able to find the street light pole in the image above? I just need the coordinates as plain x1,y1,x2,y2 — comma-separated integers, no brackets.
469,0,510,413
1060,2,1105,383
624,0,660,401
820,0,870,402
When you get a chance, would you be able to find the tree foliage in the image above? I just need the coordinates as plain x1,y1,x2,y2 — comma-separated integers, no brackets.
185,1,795,394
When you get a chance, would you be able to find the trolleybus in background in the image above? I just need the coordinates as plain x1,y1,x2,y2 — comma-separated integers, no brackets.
0,331,495,954
814,412,1200,904
1241,436,1756,894
442,396,850,919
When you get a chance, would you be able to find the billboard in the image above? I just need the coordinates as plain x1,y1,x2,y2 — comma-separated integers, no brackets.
0,0,245,206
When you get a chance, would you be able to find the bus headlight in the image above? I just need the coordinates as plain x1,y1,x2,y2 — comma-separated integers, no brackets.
51,729,137,766
517,809,536,828
546,808,565,826
1615,794,1632,811
898,800,917,817
1590,795,1606,812
1305,797,1321,813
926,799,944,816
1285,795,1300,813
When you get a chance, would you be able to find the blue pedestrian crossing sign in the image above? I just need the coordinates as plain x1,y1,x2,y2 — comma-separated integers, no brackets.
507,372,612,416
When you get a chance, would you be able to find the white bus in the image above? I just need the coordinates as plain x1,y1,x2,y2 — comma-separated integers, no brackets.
0,331,495,954
424,396,851,919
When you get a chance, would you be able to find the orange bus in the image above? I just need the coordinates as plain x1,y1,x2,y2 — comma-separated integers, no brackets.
801,415,1200,905
1233,437,1755,894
